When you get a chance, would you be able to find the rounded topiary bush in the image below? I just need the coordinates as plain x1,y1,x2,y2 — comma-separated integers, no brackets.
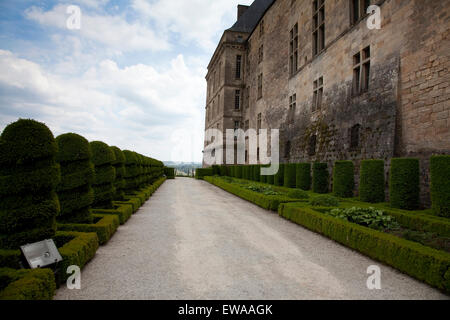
312,162,329,194
284,164,296,188
111,146,126,201
274,164,285,186
56,133,95,224
296,163,311,191
90,141,116,208
359,160,385,203
389,158,420,210
0,119,60,249
333,161,355,198
430,155,450,217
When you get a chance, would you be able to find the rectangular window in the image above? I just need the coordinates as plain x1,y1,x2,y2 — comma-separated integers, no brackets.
312,77,323,111
289,94,296,123
260,20,264,37
244,120,249,131
234,121,240,132
309,135,317,156
257,73,263,99
235,90,241,110
290,23,299,75
257,113,262,132
353,46,370,95
236,55,242,79
258,45,264,64
351,0,371,25
312,0,325,56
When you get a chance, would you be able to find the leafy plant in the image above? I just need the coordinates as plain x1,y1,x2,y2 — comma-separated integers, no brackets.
242,184,282,196
309,195,339,207
328,207,400,231
287,189,309,199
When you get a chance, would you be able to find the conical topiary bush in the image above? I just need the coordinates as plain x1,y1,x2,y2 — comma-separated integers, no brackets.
0,119,60,249
111,146,126,201
90,141,116,209
56,133,95,224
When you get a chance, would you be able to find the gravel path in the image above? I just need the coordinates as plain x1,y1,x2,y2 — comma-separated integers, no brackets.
55,178,448,300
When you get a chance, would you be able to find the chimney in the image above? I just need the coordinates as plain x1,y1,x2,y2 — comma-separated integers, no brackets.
237,4,249,19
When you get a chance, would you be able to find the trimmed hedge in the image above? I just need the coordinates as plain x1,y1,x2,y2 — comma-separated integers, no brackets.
90,141,116,208
260,166,267,183
389,158,420,210
195,168,213,180
253,165,261,182
93,203,133,224
205,176,302,211
57,214,119,245
0,268,55,300
164,167,175,179
235,166,242,179
312,162,328,194
284,164,296,188
267,172,275,185
360,160,385,203
219,165,228,177
274,164,285,186
56,133,95,224
0,119,59,250
430,155,450,218
296,163,312,191
279,203,450,293
333,161,355,198
123,150,139,191
111,147,126,200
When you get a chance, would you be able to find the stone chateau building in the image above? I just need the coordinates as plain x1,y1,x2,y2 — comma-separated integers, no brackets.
203,0,449,204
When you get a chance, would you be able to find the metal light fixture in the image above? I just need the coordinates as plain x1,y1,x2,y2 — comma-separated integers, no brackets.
20,239,63,269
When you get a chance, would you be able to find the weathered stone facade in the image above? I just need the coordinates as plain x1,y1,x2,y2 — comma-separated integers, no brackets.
204,0,450,206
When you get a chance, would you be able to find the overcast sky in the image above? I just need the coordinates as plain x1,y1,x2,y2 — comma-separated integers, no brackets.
0,0,253,162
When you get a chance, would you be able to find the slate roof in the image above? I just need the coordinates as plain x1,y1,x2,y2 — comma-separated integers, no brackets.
227,0,275,33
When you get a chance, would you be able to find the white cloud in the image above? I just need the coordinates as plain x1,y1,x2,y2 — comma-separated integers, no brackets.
131,0,254,50
25,4,170,53
0,50,205,162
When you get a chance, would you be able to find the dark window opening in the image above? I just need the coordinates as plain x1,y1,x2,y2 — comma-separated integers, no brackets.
257,73,263,99
290,23,299,75
285,140,291,158
351,0,371,25
312,77,323,112
350,124,361,149
353,46,371,95
313,0,325,56
235,90,241,110
308,135,317,156
236,55,242,79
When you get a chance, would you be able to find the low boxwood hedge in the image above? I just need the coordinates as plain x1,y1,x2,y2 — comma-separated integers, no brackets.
57,214,119,245
93,203,133,224
279,203,450,294
430,155,450,218
360,160,385,203
204,176,301,211
333,161,355,198
0,268,55,300
312,162,328,194
389,158,420,210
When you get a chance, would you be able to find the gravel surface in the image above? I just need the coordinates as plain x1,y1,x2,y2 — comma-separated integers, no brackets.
55,178,449,300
